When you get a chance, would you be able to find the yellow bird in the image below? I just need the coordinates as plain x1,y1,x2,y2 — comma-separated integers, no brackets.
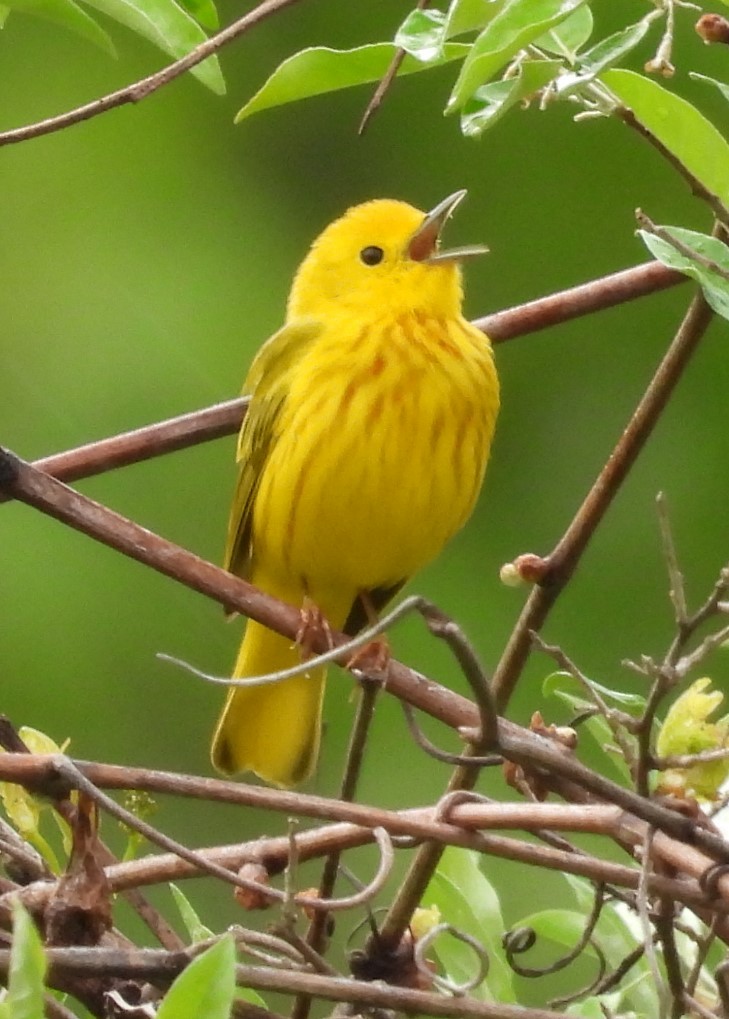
211,191,500,786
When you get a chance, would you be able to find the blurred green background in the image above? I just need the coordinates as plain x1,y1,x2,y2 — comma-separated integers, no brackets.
1,0,728,958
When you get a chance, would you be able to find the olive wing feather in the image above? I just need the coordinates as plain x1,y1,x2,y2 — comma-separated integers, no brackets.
223,318,323,579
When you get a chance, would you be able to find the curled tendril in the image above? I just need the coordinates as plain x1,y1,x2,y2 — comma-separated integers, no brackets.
294,828,394,913
400,702,502,769
716,958,729,1017
414,922,490,995
548,942,607,1009
699,862,729,899
504,883,606,978
433,789,494,825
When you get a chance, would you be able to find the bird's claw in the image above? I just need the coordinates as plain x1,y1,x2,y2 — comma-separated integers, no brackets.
346,636,391,681
296,598,333,660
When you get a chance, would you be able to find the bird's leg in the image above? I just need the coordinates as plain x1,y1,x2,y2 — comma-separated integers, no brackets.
346,591,391,680
296,595,333,660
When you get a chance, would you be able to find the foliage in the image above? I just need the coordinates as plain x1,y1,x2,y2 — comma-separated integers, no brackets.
0,904,46,1019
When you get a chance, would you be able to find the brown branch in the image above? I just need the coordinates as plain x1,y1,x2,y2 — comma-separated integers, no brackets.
2,454,729,865
358,0,432,135
473,259,683,341
0,947,575,1019
0,0,304,148
615,106,729,227
0,756,724,916
490,289,714,711
0,447,303,639
0,261,683,505
28,397,244,494
294,678,381,1019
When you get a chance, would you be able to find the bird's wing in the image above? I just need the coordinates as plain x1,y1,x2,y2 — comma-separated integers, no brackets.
223,318,323,579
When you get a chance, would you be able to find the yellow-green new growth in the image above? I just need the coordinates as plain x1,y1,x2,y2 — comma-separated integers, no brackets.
656,678,729,801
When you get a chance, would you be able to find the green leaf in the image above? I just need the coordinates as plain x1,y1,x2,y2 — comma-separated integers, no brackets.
602,69,729,214
691,72,729,104
461,58,561,135
448,0,586,111
0,4,9,24
170,883,214,942
555,18,651,96
536,4,592,59
542,670,646,711
175,0,216,30
542,672,639,783
236,986,268,1009
424,847,515,1003
444,0,501,38
638,225,729,321
157,936,236,1019
4,0,113,53
80,0,225,94
235,43,469,123
396,7,448,62
4,903,47,1019
565,999,614,1019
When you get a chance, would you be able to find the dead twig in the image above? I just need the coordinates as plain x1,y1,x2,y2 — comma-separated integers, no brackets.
0,0,305,148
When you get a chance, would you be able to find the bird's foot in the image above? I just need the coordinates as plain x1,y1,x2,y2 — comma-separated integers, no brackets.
346,636,391,681
296,597,333,660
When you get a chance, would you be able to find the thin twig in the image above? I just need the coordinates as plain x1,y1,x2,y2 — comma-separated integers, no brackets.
634,555,729,795
159,595,430,689
674,621,729,677
0,0,304,148
42,755,384,912
418,602,497,750
656,491,688,624
401,701,502,768
472,260,683,340
637,210,729,283
294,678,381,1019
656,894,685,1019
530,632,638,764
358,0,431,134
0,716,183,952
636,828,667,1014
666,562,729,666
2,397,246,504
655,746,729,770
615,107,729,226
491,289,714,712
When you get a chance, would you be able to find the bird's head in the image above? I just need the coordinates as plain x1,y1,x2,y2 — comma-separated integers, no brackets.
287,191,487,322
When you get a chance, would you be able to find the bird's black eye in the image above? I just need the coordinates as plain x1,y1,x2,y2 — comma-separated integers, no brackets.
360,245,384,266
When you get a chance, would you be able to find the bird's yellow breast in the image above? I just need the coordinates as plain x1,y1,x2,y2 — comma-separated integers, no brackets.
250,309,498,611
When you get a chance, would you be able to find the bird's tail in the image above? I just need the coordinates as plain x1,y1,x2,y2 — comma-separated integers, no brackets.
210,619,325,787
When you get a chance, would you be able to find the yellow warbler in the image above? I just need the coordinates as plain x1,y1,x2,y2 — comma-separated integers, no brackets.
211,191,499,786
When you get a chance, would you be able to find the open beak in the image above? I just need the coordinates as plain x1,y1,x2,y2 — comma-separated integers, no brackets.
407,189,489,265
